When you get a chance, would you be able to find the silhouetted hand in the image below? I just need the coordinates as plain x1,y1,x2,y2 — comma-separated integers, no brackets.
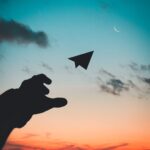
0,74,67,148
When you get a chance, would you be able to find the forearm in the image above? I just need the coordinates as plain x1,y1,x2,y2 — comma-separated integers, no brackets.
0,124,14,149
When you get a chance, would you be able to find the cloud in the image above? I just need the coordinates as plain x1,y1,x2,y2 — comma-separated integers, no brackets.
41,62,54,72
142,78,150,86
128,62,139,72
4,142,129,150
22,66,31,74
64,65,74,74
138,76,150,87
21,133,38,139
97,66,150,99
129,62,150,72
97,70,129,95
100,143,128,150
99,84,117,95
4,142,44,150
99,69,115,78
107,79,126,94
0,18,48,47
100,79,128,95
127,80,138,89
52,143,129,150
140,64,150,72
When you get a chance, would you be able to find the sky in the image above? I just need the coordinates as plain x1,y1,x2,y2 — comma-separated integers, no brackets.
0,0,150,149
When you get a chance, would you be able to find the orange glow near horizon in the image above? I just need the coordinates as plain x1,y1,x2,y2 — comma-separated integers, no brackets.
5,93,150,150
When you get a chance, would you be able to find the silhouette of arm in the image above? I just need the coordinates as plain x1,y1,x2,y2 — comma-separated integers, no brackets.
0,121,14,148
0,74,67,149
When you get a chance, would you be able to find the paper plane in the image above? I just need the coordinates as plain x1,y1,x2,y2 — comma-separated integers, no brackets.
68,51,94,70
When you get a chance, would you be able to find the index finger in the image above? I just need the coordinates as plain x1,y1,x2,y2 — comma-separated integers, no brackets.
32,74,52,85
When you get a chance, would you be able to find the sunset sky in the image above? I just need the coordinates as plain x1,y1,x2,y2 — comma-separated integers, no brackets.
0,0,150,149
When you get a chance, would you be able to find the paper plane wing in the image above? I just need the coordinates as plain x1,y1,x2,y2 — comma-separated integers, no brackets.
68,51,94,70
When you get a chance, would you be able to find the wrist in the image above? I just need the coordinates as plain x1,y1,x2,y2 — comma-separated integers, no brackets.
0,123,14,149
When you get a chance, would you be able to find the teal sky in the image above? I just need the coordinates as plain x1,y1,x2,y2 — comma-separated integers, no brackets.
0,0,150,92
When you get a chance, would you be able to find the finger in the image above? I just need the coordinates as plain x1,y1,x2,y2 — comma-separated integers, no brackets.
20,74,51,91
32,74,52,85
35,84,50,95
34,96,67,114
47,97,68,108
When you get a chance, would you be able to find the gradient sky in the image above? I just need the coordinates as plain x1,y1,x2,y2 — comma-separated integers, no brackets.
0,0,150,150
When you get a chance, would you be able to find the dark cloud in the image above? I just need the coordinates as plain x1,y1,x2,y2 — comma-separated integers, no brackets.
97,69,127,95
107,79,128,95
41,62,54,72
97,66,150,99
142,78,150,86
97,75,129,96
99,84,117,95
0,18,48,47
141,64,150,72
129,62,150,72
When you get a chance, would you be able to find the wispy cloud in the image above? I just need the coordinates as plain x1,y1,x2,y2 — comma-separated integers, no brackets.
97,69,129,95
5,142,129,150
0,18,48,47
99,69,115,78
129,62,150,73
100,143,128,150
142,78,150,86
97,78,128,95
22,66,31,74
21,133,38,139
107,79,128,95
97,65,150,99
64,65,74,74
41,62,54,73
128,62,139,72
4,142,44,150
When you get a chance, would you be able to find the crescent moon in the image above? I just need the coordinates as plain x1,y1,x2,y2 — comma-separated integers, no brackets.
113,26,120,33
